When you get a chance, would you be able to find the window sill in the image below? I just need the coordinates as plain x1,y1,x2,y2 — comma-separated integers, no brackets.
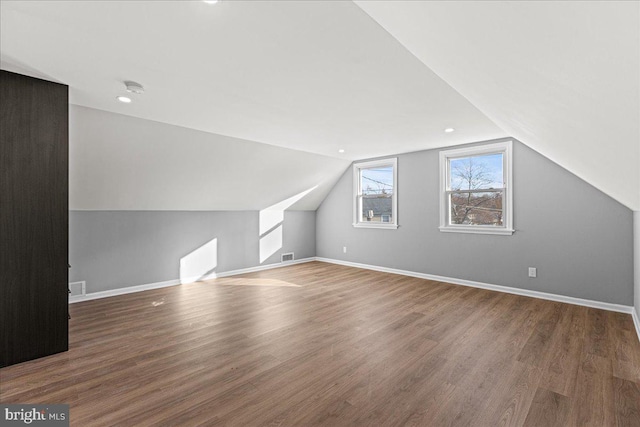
439,226,514,236
353,223,399,230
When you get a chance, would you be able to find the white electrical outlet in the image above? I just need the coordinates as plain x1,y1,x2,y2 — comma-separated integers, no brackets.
528,267,537,278
343,246,347,253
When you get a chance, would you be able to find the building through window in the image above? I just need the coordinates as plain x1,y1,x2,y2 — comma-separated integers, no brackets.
353,158,398,229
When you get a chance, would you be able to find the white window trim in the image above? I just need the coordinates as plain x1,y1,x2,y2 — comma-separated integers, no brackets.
439,140,514,235
353,158,398,229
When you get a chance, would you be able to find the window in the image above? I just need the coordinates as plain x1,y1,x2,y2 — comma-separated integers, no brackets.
353,158,397,229
439,141,513,235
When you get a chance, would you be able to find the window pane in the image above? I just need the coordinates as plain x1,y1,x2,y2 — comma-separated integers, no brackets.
449,191,503,226
355,161,396,227
450,153,503,191
361,194,393,223
361,166,393,196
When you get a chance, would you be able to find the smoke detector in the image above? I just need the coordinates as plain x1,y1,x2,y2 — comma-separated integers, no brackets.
124,81,144,95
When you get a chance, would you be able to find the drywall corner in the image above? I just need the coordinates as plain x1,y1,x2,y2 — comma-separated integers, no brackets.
634,211,640,340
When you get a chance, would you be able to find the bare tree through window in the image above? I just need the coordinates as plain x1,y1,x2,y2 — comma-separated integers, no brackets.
449,155,503,226
440,141,513,234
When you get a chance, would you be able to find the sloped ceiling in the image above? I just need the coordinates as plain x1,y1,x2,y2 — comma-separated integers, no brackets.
1,1,638,211
355,0,640,211
0,0,504,160
0,0,508,211
68,105,349,211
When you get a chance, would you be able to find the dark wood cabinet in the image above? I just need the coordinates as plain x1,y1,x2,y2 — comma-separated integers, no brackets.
1,70,69,368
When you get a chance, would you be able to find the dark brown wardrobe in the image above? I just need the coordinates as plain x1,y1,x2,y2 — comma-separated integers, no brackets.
1,70,69,368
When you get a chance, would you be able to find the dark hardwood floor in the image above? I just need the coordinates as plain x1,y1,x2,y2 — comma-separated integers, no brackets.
1,261,639,426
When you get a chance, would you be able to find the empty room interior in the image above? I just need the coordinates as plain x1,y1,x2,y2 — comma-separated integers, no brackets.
1,1,640,426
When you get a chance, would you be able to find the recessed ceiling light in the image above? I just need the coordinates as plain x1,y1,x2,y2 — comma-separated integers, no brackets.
117,96,132,103
203,0,219,4
444,128,455,133
338,149,345,153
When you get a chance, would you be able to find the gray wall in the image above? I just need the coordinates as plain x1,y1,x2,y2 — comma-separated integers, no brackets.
316,139,634,306
70,210,315,293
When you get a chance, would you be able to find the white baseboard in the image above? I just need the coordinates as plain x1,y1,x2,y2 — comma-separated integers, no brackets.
315,257,635,315
69,257,315,304
633,309,640,343
68,255,640,344
318,257,640,342
69,278,182,303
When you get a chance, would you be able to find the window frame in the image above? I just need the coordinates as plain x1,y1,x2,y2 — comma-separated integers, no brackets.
353,158,398,229
439,140,514,235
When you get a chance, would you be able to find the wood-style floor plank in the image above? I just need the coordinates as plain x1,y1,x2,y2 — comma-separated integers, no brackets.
538,304,585,397
568,351,615,425
523,388,571,427
1,261,638,426
613,376,640,426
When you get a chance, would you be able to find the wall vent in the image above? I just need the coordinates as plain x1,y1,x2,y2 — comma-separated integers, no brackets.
69,281,86,297
281,253,294,263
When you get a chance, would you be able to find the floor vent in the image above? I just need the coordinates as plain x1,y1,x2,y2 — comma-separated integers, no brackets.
281,253,294,262
69,281,86,297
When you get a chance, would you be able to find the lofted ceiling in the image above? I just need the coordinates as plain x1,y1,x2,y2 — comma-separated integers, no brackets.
355,0,640,211
68,105,349,211
0,0,504,161
1,1,638,211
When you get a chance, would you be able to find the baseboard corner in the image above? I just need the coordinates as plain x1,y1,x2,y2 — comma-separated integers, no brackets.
632,309,640,343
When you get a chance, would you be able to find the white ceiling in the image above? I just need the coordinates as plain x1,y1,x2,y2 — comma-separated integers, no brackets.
355,0,640,211
0,0,505,162
1,1,638,211
68,105,349,211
